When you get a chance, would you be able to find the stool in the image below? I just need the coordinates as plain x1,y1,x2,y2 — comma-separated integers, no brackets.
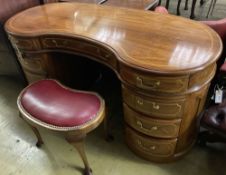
17,79,105,175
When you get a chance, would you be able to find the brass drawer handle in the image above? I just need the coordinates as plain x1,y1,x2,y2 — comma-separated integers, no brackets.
136,120,158,132
137,98,143,105
136,76,160,89
151,102,160,110
137,140,156,151
136,98,160,110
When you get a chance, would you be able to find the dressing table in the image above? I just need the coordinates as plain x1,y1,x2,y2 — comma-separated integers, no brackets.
5,3,222,162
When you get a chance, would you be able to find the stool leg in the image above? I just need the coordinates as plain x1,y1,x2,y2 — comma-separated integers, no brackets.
67,137,92,175
19,113,44,147
30,126,44,147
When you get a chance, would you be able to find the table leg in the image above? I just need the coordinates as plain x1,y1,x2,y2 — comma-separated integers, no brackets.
206,0,214,18
190,0,197,19
184,0,189,10
158,0,162,5
177,0,182,15
166,0,170,9
200,0,206,6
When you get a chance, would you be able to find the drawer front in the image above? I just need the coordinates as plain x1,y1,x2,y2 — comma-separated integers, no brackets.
42,37,117,68
125,126,177,157
123,104,181,138
8,35,40,51
122,87,185,119
120,66,189,93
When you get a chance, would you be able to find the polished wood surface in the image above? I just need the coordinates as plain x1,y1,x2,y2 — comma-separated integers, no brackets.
6,3,222,73
102,0,158,10
5,3,222,162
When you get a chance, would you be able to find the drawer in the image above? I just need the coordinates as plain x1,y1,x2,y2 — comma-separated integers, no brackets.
8,35,40,51
122,86,185,119
125,126,177,157
123,104,181,138
42,37,117,68
120,65,189,93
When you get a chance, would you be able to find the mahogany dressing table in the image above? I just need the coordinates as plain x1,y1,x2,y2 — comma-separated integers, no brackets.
5,3,222,162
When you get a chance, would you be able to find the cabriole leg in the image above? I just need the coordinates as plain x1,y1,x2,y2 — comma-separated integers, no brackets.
67,137,92,175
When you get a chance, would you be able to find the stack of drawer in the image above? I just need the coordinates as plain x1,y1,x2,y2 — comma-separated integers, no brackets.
120,64,212,162
122,85,184,162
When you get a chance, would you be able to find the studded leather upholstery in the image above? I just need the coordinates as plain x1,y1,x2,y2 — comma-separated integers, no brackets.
19,80,102,127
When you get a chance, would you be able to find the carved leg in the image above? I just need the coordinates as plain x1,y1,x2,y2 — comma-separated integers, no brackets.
177,0,182,15
184,0,189,10
190,0,197,19
19,113,44,147
30,126,44,147
68,138,92,175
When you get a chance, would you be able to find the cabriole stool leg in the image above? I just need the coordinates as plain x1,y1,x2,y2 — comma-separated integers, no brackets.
67,137,92,175
19,113,44,147
30,126,44,147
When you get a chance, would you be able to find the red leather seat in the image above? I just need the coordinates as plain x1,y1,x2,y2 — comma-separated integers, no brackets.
19,79,102,127
17,79,105,175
